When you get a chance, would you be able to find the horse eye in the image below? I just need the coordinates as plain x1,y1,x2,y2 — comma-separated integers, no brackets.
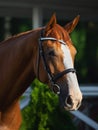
48,50,55,56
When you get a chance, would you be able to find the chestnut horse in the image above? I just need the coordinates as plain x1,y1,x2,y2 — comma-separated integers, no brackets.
0,14,82,130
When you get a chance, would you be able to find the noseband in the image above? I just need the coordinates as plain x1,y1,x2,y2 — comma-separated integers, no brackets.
37,30,76,95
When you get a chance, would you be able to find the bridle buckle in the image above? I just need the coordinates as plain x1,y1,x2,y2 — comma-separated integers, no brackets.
51,83,60,95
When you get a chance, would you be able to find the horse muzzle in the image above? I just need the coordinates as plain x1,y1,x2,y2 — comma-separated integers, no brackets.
64,94,82,111
50,82,82,111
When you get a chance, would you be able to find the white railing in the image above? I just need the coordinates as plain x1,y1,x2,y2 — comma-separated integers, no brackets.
80,85,98,97
71,85,98,130
20,85,98,130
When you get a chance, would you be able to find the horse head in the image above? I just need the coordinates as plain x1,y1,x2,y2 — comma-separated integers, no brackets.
36,14,82,111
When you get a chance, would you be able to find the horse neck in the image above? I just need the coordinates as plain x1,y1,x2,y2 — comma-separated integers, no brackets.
0,29,41,109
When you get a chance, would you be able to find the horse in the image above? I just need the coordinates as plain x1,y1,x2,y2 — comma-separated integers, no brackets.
0,14,82,130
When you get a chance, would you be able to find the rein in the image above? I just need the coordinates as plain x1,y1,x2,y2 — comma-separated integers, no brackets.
37,30,76,94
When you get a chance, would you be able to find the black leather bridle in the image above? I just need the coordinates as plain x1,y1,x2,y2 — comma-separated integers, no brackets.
37,30,76,94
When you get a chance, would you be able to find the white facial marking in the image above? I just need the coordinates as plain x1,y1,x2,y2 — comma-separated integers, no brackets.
61,44,80,92
61,44,73,69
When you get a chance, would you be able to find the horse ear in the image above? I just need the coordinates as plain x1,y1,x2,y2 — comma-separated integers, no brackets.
64,15,80,33
45,13,57,32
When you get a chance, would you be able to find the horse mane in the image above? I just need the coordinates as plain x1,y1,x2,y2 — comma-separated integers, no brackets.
0,28,42,48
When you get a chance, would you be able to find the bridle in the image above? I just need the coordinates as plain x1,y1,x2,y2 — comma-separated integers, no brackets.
37,30,76,95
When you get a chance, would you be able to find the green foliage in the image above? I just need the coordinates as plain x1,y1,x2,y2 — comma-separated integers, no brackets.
20,79,77,130
71,22,98,83
71,26,87,82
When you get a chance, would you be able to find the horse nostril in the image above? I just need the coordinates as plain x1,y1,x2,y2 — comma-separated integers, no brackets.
65,95,73,107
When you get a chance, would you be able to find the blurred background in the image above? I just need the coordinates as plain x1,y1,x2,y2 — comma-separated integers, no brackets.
0,0,98,130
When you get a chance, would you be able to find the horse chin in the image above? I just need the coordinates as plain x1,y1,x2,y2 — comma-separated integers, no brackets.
64,106,78,111
64,102,81,111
